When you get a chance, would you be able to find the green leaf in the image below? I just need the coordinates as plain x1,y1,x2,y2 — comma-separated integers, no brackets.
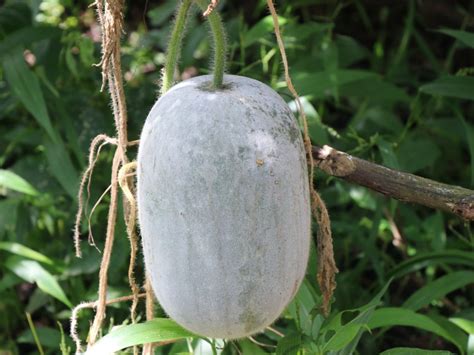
324,323,362,351
0,3,31,34
243,15,288,47
449,318,474,335
397,137,441,173
147,1,177,26
286,279,319,335
238,339,268,355
368,308,465,353
44,138,78,199
403,271,474,311
0,242,55,266
293,70,377,98
85,318,196,355
4,256,72,308
17,326,73,349
420,76,474,101
456,114,474,186
340,78,409,106
276,333,302,355
380,348,453,355
438,29,474,48
323,280,392,354
0,169,38,195
0,26,60,59
2,50,57,142
387,250,474,279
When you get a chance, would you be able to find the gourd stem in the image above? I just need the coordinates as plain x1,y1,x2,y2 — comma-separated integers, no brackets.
162,0,193,95
194,0,227,89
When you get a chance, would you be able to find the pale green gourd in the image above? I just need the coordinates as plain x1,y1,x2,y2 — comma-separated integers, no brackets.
137,74,311,338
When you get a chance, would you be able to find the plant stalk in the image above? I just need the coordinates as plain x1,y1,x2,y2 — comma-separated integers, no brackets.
162,0,193,95
194,0,227,89
313,145,474,220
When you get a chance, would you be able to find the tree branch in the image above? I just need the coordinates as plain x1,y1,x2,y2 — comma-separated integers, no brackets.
312,145,474,220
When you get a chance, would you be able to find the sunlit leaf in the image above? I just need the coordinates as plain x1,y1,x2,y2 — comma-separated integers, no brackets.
369,308,466,353
85,318,196,355
4,256,72,308
242,15,288,47
0,169,38,195
381,347,453,355
0,242,54,266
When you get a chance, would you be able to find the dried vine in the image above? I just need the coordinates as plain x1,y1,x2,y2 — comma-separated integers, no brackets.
266,0,338,315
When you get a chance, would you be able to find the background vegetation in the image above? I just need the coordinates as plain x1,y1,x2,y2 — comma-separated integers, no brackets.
0,0,473,354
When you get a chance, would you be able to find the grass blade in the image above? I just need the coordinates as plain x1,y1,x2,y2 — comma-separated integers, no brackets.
403,271,474,311
85,318,196,355
5,256,72,308
0,169,38,195
368,308,466,353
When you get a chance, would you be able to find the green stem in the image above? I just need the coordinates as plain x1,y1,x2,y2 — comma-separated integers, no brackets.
194,0,227,89
161,0,193,95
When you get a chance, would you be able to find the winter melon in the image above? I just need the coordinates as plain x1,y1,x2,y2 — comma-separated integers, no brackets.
137,74,311,339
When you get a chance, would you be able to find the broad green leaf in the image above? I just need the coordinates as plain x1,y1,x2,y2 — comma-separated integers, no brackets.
420,76,474,101
377,138,399,169
4,256,72,308
286,279,319,335
293,70,377,98
85,318,196,355
387,251,474,279
324,323,361,351
0,199,18,235
450,318,474,334
276,333,302,355
438,29,474,48
242,15,287,47
368,308,465,353
340,77,409,106
238,339,268,355
429,314,470,354
44,138,78,199
0,3,31,34
0,26,60,59
0,169,38,195
147,1,177,26
0,273,22,293
2,51,57,142
324,280,392,354
403,272,474,311
17,326,73,349
397,137,441,173
0,242,54,266
456,114,474,186
381,348,453,355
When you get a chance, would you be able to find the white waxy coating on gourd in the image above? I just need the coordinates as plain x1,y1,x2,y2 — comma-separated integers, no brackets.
137,75,311,339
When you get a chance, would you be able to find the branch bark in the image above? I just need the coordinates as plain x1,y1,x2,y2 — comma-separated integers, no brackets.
312,145,474,220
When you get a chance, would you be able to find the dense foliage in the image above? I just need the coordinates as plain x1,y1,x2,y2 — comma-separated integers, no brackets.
0,0,473,354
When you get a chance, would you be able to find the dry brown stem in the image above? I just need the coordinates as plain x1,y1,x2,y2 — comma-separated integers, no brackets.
142,275,156,355
118,162,140,326
203,0,219,17
74,0,140,349
73,134,117,257
266,0,338,316
313,144,474,220
70,293,147,353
